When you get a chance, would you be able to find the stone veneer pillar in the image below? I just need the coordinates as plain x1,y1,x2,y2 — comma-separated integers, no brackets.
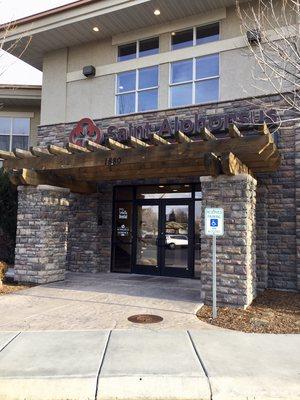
200,174,257,308
14,185,70,284
67,185,113,273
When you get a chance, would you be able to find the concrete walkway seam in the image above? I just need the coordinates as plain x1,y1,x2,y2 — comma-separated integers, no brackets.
187,330,213,400
0,332,21,353
94,330,112,400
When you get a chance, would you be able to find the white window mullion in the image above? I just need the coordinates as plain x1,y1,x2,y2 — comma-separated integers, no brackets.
192,58,196,105
135,69,139,112
9,118,13,151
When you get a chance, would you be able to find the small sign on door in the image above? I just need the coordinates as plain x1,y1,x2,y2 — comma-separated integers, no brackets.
205,208,224,236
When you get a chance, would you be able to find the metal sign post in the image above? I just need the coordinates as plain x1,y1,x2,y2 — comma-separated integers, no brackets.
204,208,224,320
212,234,217,319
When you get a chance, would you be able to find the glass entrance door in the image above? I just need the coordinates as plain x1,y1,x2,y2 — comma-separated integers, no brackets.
135,204,159,274
133,200,193,277
162,204,192,277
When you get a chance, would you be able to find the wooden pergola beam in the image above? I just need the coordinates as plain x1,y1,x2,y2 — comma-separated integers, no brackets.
107,138,130,150
221,152,251,176
9,168,97,194
204,153,221,177
130,136,150,148
175,131,193,143
48,144,71,155
13,149,35,159
200,127,217,141
228,124,243,138
66,142,90,154
30,146,51,157
0,150,16,160
85,140,110,152
152,133,171,145
4,134,276,174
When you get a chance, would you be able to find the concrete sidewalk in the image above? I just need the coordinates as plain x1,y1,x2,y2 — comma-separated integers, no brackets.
0,329,299,400
0,272,206,331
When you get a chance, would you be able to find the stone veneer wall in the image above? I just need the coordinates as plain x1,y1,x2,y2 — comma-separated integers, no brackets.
200,175,257,307
37,95,299,291
67,186,113,273
14,185,70,284
295,122,300,291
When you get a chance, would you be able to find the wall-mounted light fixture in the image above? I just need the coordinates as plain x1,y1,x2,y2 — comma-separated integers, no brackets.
246,29,261,45
83,65,96,77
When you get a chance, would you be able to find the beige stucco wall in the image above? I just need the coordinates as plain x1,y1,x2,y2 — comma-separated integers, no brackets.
41,48,68,125
40,2,287,125
0,105,40,147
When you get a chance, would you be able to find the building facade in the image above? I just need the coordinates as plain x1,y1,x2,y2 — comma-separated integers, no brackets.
0,0,298,307
0,85,41,160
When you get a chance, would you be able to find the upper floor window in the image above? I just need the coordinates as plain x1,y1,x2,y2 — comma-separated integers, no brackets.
118,37,159,62
116,66,158,115
0,117,30,152
171,23,219,50
170,54,219,108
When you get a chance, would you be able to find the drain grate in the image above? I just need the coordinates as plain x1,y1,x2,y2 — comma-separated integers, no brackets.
128,314,163,324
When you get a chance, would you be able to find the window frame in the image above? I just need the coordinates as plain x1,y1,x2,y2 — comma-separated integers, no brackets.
117,36,160,62
115,66,159,115
170,22,220,51
0,116,30,152
169,54,220,108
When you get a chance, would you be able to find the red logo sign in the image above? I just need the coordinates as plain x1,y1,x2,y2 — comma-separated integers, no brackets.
69,118,102,146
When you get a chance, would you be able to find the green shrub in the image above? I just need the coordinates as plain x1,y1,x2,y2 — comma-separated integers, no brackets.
0,168,17,264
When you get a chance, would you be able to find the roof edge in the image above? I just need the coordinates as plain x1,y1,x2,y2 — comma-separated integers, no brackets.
0,0,101,30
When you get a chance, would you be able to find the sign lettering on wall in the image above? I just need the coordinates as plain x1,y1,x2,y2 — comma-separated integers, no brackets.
69,109,278,145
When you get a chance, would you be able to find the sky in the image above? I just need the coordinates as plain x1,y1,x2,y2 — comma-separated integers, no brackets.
0,0,75,85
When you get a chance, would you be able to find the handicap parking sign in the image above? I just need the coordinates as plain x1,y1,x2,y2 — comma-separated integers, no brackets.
210,219,218,227
205,208,224,236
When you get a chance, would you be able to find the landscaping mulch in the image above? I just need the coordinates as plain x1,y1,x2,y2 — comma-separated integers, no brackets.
197,289,300,334
0,282,32,296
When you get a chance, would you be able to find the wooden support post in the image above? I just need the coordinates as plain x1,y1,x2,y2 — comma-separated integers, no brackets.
48,144,71,155
130,136,150,148
228,124,243,138
107,138,130,150
66,142,90,153
152,133,171,145
175,131,193,143
200,127,217,141
85,140,110,152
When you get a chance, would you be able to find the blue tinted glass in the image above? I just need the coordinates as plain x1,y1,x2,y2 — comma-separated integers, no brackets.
117,71,136,93
195,79,219,104
12,136,29,150
138,89,158,112
171,29,193,50
171,83,193,107
196,54,219,79
12,118,30,135
171,59,193,84
0,136,10,151
117,93,135,115
139,66,158,89
196,23,219,45
0,117,11,134
118,42,136,62
139,37,159,57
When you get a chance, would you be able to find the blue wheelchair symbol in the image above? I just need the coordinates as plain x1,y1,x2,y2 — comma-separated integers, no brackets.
210,219,218,227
